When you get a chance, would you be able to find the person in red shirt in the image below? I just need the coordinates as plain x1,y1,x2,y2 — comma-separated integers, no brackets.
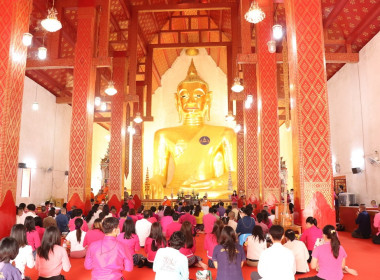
128,195,136,210
179,206,196,227
203,207,218,234
166,213,182,239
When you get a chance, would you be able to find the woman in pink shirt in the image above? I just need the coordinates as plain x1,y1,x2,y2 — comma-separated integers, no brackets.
24,216,41,255
144,222,167,268
34,216,46,241
204,220,224,268
128,208,138,224
36,226,71,278
83,219,105,247
300,217,323,262
261,210,272,229
299,225,348,280
180,221,208,269
160,207,174,235
117,219,146,267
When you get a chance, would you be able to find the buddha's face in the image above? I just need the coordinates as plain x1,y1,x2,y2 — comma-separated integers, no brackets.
176,82,209,114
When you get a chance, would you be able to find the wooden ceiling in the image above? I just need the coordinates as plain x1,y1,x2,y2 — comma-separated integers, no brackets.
25,0,380,128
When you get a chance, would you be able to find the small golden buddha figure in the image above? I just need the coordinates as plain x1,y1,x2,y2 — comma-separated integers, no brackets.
150,59,237,199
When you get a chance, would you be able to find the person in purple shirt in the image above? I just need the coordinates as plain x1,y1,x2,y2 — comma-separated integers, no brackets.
212,226,246,280
0,237,22,280
217,201,226,218
85,217,133,280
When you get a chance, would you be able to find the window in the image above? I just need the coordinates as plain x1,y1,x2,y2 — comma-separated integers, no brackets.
21,168,31,198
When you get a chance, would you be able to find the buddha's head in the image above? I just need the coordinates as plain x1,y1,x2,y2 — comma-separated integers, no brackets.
176,59,212,123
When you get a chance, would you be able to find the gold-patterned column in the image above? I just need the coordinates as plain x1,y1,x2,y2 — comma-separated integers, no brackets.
285,0,335,227
67,3,96,211
108,56,128,208
0,0,32,238
256,0,280,206
131,123,143,198
243,65,260,204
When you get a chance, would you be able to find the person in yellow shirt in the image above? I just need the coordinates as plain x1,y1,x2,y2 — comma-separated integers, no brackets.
194,205,204,232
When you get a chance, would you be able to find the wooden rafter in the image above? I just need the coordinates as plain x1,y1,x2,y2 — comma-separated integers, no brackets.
132,2,236,13
323,0,349,28
346,2,380,44
237,52,359,64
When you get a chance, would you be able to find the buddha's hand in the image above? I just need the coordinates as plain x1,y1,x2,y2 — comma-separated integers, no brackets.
187,178,220,190
149,175,165,198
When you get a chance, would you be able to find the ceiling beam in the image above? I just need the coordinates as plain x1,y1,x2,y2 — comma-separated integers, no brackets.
26,58,75,70
133,2,236,13
323,0,349,28
346,2,380,44
55,94,139,104
237,52,359,64
151,41,231,49
26,57,111,70
94,117,111,123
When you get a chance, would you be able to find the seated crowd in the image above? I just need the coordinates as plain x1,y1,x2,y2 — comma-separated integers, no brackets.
1,193,376,280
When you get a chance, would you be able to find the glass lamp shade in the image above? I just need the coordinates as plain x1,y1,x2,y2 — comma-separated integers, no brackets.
272,24,283,40
247,95,253,104
41,8,62,32
22,33,33,46
231,77,244,93
32,102,39,111
38,47,47,60
245,100,252,109
267,40,276,53
134,112,143,123
100,102,107,111
225,111,235,122
94,97,101,106
105,81,117,96
127,126,136,135
244,2,265,24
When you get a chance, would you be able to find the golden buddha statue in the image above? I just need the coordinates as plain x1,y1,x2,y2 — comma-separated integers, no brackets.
150,59,237,199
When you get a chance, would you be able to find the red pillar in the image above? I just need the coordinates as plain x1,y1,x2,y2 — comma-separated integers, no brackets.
244,65,260,205
256,0,280,206
67,1,96,211
0,0,32,238
285,0,335,227
131,123,143,199
108,56,128,208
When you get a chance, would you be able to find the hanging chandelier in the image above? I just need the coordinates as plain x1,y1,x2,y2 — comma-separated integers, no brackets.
41,0,62,33
225,111,235,122
231,77,244,93
22,33,33,47
134,112,143,123
272,24,283,40
38,47,47,60
105,81,117,96
245,1,265,24
267,40,276,53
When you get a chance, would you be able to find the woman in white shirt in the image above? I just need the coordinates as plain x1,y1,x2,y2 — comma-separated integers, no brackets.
283,229,309,274
10,224,35,279
244,225,267,267
65,218,87,258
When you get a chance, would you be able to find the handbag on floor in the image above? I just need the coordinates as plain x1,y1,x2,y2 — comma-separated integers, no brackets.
196,270,212,280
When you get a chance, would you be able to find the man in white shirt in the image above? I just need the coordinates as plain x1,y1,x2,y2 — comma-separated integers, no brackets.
153,231,189,280
24,204,38,218
251,225,296,280
135,210,153,247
